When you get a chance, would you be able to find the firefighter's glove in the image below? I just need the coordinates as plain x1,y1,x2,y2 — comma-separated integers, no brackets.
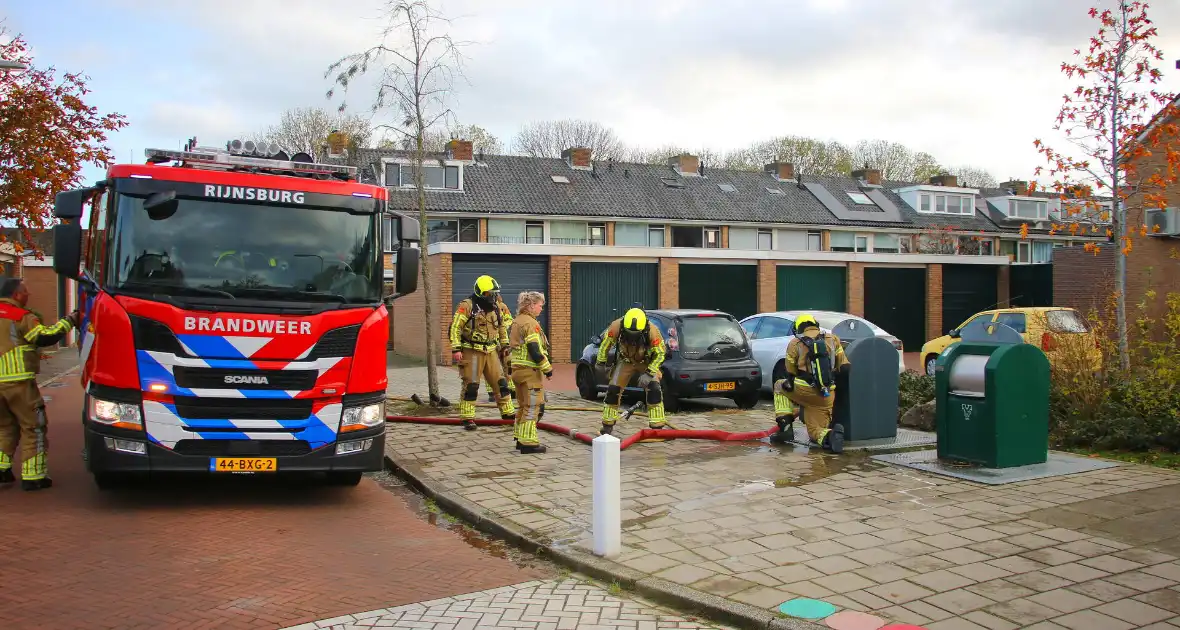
637,373,655,388
780,378,795,393
544,370,553,380
67,310,81,327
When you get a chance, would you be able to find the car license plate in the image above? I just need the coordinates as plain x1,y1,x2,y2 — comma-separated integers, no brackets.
706,381,735,392
209,457,277,472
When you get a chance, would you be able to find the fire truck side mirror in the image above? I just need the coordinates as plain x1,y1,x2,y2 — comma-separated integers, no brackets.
388,246,420,302
52,222,82,280
144,191,179,220
53,187,96,219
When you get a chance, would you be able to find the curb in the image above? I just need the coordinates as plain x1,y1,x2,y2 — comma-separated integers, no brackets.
384,451,826,630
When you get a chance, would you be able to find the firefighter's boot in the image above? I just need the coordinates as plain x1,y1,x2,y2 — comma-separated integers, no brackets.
519,444,548,454
822,423,845,454
21,477,52,492
462,419,478,431
769,414,794,445
599,423,614,436
0,468,14,484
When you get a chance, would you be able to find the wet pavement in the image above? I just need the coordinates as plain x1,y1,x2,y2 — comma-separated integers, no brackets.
386,365,1180,629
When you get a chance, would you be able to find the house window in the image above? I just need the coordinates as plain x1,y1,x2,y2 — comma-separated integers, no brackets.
488,219,527,244
550,220,589,245
956,236,995,255
873,233,900,253
589,223,606,246
525,221,544,244
830,232,855,252
1017,241,1031,263
757,229,773,250
426,218,478,244
382,216,400,253
807,231,822,251
614,222,646,246
648,226,666,247
1032,241,1053,263
385,162,461,190
920,194,931,212
899,235,914,253
1008,199,1049,220
704,227,721,248
927,193,972,214
846,191,874,205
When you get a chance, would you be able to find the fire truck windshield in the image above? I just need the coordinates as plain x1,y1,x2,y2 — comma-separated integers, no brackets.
108,193,382,305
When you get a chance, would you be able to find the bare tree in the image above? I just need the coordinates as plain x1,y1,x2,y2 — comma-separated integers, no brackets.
383,122,502,154
511,119,627,159
851,139,942,182
723,136,854,176
326,0,467,401
624,144,726,168
943,165,999,188
255,107,373,159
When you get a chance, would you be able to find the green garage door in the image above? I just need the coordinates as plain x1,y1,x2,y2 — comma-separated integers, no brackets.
864,267,927,352
452,255,549,332
570,262,659,361
942,265,998,334
1011,264,1053,307
678,263,758,321
777,265,847,313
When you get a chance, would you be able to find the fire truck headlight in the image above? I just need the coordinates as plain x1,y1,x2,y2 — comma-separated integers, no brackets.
340,402,385,432
90,398,143,430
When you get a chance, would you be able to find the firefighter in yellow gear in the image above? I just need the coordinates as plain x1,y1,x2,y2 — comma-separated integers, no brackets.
595,307,668,434
0,279,79,491
508,291,552,454
486,293,518,403
770,312,850,454
450,275,516,429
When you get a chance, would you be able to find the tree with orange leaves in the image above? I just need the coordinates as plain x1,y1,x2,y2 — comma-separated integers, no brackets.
1032,1,1178,370
0,28,126,257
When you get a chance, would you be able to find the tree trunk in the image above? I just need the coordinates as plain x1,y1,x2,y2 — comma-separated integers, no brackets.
1112,5,1130,372
415,107,440,399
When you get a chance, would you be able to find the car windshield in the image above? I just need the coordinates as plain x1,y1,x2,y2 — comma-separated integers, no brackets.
678,316,746,353
108,194,381,304
1046,309,1088,333
812,313,885,334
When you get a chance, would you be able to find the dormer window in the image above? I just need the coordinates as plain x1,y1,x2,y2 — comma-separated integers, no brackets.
384,161,461,190
918,193,974,215
1008,199,1049,221
846,191,874,205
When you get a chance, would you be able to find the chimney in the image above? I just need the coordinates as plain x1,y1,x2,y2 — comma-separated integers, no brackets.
446,138,474,162
1000,179,1030,194
668,153,700,176
764,162,795,181
929,173,958,188
852,167,882,186
561,146,593,170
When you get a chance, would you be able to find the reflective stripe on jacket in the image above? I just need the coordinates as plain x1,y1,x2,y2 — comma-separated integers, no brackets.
449,297,508,351
0,299,74,383
596,318,666,373
508,312,552,372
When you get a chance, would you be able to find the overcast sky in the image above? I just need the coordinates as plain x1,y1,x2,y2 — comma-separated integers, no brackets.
4,0,1180,186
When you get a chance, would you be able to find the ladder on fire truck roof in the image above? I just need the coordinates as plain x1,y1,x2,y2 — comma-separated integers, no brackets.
144,137,358,181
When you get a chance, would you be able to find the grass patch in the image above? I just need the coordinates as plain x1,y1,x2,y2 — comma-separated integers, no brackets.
1064,448,1180,470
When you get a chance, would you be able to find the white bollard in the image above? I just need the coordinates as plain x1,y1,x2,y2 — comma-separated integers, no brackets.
592,433,622,558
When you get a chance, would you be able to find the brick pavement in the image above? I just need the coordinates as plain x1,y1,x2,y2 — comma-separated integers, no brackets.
282,577,737,630
386,365,1180,629
3,366,553,630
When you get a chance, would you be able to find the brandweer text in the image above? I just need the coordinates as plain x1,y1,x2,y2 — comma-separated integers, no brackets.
184,317,312,335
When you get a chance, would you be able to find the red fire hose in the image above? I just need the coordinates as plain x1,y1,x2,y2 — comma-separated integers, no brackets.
385,415,777,451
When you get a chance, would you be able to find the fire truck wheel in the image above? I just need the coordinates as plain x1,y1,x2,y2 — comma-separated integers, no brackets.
326,471,363,486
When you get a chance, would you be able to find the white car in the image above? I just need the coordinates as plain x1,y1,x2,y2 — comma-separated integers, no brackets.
739,310,906,392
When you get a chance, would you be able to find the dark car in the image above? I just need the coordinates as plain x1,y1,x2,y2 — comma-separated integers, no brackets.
574,309,762,412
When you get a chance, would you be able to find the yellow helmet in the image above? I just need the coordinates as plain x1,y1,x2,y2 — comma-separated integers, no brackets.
622,308,647,333
794,312,818,334
473,275,500,298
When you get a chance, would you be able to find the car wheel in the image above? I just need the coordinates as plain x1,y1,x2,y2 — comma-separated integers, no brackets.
733,391,759,410
660,372,680,414
771,360,787,386
326,471,364,486
576,365,598,401
925,355,937,376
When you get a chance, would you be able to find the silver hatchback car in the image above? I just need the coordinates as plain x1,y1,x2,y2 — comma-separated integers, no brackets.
739,310,907,392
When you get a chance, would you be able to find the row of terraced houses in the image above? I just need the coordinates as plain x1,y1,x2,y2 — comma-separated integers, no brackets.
362,138,1129,365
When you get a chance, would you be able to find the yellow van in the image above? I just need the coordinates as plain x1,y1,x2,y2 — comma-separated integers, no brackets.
920,307,1102,375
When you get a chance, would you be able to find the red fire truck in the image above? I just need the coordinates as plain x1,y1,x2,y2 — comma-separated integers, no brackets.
51,139,420,488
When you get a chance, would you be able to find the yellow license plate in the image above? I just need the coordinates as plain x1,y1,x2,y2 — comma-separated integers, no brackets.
706,382,735,391
210,457,277,472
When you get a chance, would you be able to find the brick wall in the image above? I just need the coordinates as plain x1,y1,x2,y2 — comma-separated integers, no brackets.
22,266,60,324
548,256,572,364
926,264,943,341
659,258,679,309
1054,245,1116,319
606,222,615,246
757,260,776,313
721,226,729,249
479,219,488,242
997,266,1011,307
1125,118,1180,327
847,262,865,317
391,252,451,363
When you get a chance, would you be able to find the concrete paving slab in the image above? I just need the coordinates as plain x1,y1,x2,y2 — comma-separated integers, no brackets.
870,449,1122,485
